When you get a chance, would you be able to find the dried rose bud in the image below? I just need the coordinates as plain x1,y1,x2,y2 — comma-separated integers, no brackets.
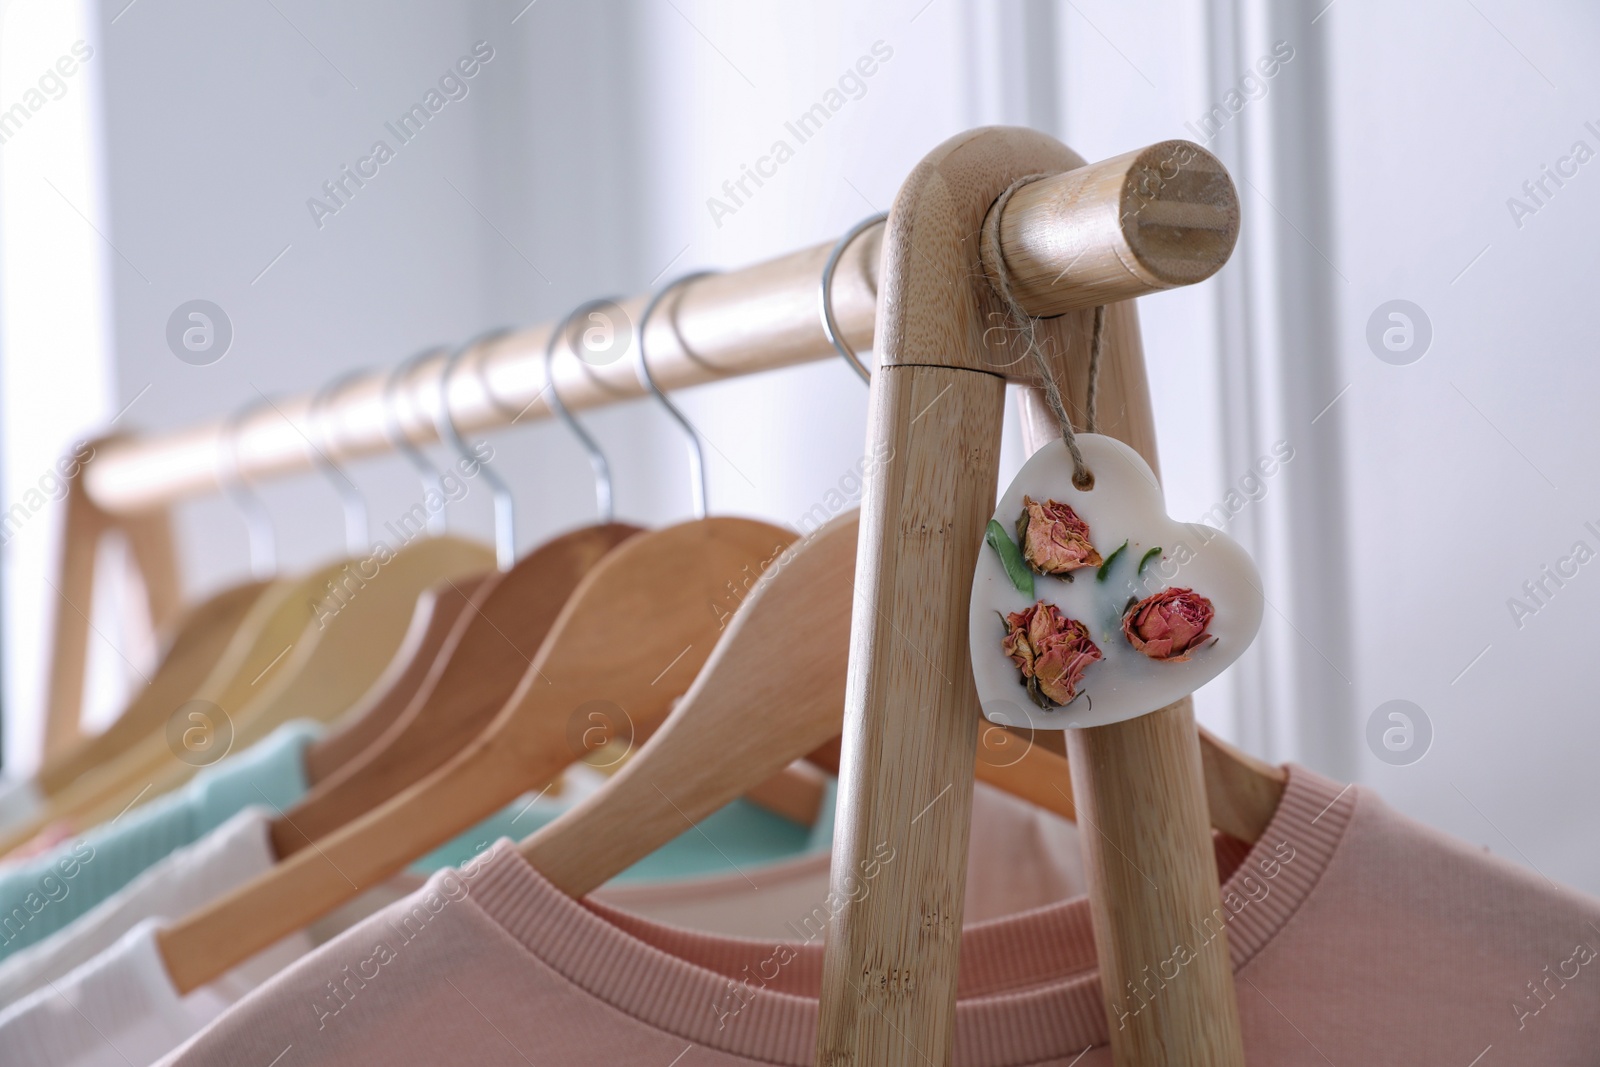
1001,601,1103,708
1123,587,1215,662
1017,496,1102,577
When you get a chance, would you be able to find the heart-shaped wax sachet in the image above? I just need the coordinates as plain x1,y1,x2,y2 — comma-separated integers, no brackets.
970,433,1264,730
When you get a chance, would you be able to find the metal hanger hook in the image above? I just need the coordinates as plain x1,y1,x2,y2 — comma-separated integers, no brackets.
545,300,620,523
218,395,278,580
636,271,717,520
820,212,887,383
438,329,518,571
311,369,371,556
384,346,451,537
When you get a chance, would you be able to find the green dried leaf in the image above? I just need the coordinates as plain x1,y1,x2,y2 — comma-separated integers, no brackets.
1138,546,1162,575
1096,539,1129,582
985,520,1034,597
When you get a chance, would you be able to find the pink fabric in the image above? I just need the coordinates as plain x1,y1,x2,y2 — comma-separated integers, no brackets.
159,766,1600,1065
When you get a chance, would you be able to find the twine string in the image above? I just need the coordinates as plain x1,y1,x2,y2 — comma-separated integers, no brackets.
983,173,1107,490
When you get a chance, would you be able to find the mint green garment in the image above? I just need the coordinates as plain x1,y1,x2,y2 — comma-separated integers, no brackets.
0,721,320,961
414,778,840,883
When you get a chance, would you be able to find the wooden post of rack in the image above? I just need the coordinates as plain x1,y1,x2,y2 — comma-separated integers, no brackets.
1017,307,1245,1064
816,129,1243,1066
44,434,181,757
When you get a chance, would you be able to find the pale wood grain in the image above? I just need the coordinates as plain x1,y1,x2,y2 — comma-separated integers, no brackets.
989,141,1239,315
1,538,492,851
0,568,339,853
302,574,491,783
273,523,638,857
43,456,111,758
44,435,185,758
35,579,273,796
818,363,1006,1067
1068,700,1245,1065
522,513,860,895
1198,726,1286,844
815,126,1104,1067
119,502,183,636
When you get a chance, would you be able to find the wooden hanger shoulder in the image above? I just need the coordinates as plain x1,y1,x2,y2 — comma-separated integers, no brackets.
33,578,273,797
158,516,795,994
101,535,496,828
213,535,495,753
0,538,492,849
195,559,355,716
522,513,857,893
301,574,491,784
1199,726,1285,842
272,523,639,856
0,565,349,853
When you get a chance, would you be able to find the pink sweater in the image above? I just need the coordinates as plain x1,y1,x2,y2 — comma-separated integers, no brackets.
159,766,1600,1065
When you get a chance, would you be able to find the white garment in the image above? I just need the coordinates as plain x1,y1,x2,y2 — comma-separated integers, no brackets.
0,777,42,837
0,808,277,1009
0,918,308,1066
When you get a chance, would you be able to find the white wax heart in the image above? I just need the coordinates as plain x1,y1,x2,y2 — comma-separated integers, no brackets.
970,433,1264,730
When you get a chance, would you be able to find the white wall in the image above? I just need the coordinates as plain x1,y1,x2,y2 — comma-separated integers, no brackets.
2,0,1597,894
1324,0,1600,894
1054,0,1600,894
0,0,123,771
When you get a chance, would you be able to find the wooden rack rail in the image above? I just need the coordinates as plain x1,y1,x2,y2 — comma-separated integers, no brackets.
57,128,1244,1067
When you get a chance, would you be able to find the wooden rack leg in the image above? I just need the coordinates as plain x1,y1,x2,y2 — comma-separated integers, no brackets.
1068,697,1242,1062
816,363,1005,1066
121,506,183,637
44,472,110,758
44,439,183,759
1021,302,1245,1065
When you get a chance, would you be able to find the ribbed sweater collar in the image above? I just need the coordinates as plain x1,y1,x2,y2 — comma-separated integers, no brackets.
463,763,1354,1066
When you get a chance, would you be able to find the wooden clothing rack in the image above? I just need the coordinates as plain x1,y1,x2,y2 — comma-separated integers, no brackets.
50,127,1245,1066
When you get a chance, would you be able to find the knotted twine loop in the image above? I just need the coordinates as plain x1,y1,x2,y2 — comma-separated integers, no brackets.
983,172,1107,491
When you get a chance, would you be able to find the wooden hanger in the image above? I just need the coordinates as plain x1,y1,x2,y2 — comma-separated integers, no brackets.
272,521,638,855
182,373,498,768
0,537,494,852
301,350,517,785
209,536,492,755
520,510,876,891
0,383,499,849
32,577,274,797
157,513,799,993
302,575,488,783
272,331,644,852
0,563,350,854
